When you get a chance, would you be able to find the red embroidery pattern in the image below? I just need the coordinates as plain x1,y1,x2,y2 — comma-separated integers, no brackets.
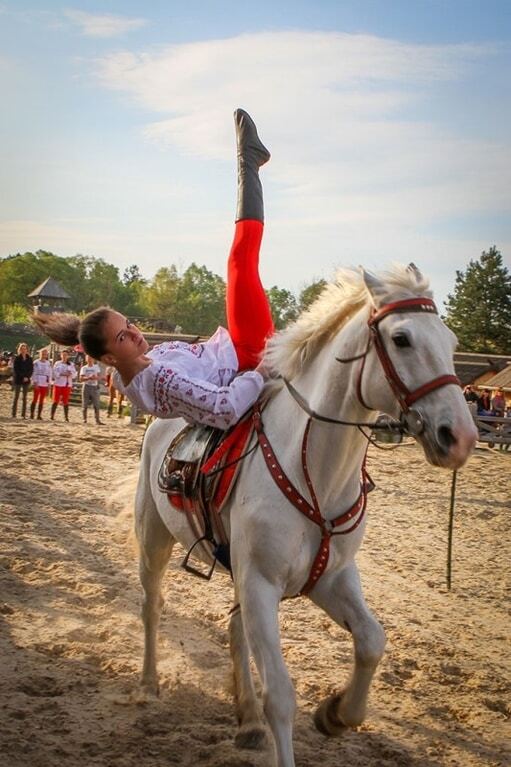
151,365,235,426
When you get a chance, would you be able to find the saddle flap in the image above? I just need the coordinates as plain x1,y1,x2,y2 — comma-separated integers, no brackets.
170,423,219,462
158,422,223,495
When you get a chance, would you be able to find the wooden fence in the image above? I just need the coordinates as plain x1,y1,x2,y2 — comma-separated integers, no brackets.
474,415,511,447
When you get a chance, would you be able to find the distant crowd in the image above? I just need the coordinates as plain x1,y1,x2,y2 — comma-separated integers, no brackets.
2,342,125,424
463,384,509,418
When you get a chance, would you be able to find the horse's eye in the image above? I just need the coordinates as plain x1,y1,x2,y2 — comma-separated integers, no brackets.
393,333,411,348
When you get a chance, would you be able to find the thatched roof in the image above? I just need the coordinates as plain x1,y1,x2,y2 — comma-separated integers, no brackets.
483,364,511,391
27,277,71,301
453,352,511,386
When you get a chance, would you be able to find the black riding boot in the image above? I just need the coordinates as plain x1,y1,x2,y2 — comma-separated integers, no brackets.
37,403,44,420
64,405,70,422
94,408,103,425
50,402,57,420
83,408,87,423
234,108,270,223
30,401,36,419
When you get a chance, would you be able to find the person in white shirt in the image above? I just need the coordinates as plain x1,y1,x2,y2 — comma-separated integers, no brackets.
30,347,52,419
34,108,273,429
50,349,78,422
80,355,104,424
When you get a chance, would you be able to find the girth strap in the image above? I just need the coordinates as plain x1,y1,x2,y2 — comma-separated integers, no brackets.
252,406,368,595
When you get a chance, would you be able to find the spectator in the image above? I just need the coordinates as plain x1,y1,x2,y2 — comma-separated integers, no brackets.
106,365,125,418
51,349,77,422
11,342,34,418
80,355,104,424
463,385,479,404
478,388,492,414
491,388,506,417
30,348,52,419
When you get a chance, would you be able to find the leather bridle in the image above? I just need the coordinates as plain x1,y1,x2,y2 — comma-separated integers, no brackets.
355,297,461,417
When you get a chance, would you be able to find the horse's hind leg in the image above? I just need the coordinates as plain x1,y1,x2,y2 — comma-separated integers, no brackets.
229,599,267,750
136,496,174,697
311,562,386,733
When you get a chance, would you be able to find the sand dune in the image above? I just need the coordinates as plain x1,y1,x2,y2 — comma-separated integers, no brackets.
0,384,509,766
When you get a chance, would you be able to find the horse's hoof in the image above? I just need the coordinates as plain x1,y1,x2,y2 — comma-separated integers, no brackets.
314,693,347,737
234,724,267,750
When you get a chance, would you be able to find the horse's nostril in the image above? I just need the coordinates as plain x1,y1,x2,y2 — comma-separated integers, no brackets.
437,424,457,452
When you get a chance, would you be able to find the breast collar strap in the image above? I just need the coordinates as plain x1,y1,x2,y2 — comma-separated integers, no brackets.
252,406,368,596
357,297,461,413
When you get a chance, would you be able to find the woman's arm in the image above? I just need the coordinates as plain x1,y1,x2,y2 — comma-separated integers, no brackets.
124,365,264,428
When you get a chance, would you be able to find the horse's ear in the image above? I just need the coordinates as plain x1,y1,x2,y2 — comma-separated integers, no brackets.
360,268,387,307
407,262,423,282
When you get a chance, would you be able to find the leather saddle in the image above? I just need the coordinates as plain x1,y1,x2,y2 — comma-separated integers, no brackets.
157,417,254,579
158,423,223,498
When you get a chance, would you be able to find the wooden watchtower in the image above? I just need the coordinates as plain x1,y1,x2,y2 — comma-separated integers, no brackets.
27,277,72,314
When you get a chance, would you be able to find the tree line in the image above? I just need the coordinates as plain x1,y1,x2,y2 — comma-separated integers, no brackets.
0,247,509,353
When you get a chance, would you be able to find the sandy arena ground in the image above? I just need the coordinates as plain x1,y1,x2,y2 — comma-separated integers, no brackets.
0,384,509,767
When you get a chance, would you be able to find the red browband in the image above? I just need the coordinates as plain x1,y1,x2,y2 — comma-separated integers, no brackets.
365,297,461,412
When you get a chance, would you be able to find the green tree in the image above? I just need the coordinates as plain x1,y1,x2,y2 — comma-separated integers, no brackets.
0,303,32,324
444,246,511,354
175,263,226,334
67,255,125,311
0,251,77,308
298,278,327,312
120,264,148,316
266,286,298,330
142,265,181,320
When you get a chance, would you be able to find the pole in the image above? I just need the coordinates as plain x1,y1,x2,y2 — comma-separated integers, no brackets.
447,469,457,590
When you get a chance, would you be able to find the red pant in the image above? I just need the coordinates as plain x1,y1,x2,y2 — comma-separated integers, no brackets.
226,220,274,370
53,385,72,405
32,386,49,405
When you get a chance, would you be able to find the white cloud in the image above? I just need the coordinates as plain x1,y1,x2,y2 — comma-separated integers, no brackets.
65,9,147,38
91,31,508,228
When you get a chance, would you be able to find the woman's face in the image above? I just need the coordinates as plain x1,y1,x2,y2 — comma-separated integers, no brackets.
101,311,149,366
19,344,28,355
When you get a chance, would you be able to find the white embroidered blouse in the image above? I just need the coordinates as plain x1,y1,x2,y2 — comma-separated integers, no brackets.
114,327,264,429
52,361,78,388
32,359,52,387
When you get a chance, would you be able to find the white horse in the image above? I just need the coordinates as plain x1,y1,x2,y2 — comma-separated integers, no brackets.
134,264,477,767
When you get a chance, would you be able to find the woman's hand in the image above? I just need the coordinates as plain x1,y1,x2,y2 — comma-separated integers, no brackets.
254,359,271,379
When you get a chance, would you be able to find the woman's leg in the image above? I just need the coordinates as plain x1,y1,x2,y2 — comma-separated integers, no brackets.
37,387,47,419
21,383,29,418
226,109,273,371
11,385,20,417
63,386,71,422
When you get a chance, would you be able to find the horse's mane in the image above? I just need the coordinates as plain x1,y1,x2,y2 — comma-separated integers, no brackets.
265,263,432,380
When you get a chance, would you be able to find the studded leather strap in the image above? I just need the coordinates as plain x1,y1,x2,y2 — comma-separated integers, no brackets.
252,406,367,595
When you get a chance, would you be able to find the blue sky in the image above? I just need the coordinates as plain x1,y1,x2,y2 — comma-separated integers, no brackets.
1,1,510,307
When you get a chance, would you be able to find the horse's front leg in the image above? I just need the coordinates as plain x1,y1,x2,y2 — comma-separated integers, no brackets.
238,573,296,767
310,561,386,734
229,597,267,750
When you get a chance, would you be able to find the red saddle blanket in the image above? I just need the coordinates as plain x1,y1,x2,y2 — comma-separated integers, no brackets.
166,415,254,513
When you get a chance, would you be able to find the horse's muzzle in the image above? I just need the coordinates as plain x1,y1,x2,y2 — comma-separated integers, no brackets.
420,417,477,469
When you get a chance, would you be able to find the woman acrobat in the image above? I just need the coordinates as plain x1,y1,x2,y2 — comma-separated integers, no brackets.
34,109,273,429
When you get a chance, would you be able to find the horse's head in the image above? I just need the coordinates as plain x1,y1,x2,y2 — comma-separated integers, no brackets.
360,265,477,469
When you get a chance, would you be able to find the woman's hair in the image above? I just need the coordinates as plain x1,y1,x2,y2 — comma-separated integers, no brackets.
16,342,28,354
33,307,112,359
